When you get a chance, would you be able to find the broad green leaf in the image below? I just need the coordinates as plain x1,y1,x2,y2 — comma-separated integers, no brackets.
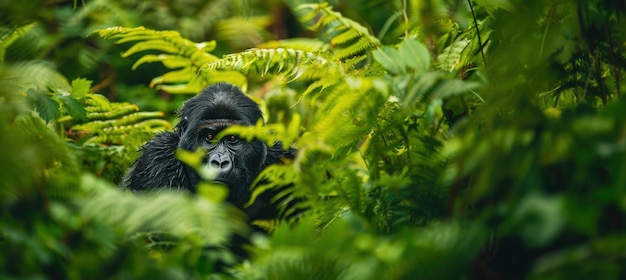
59,96,87,122
438,39,470,72
372,46,405,75
29,89,59,123
70,78,92,98
399,38,431,72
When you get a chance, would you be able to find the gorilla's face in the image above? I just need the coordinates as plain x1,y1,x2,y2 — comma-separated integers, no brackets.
177,84,267,206
196,121,266,205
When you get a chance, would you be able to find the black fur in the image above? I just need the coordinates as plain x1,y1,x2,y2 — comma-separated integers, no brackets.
122,83,296,220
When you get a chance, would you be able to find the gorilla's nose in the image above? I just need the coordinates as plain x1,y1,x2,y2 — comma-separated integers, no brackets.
209,153,232,173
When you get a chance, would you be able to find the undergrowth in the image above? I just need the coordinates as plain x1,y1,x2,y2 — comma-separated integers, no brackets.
1,0,625,279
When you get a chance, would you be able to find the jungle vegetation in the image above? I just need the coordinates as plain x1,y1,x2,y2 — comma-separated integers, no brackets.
1,0,625,279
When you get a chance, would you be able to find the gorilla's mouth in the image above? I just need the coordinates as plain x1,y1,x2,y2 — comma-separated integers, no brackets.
212,178,230,186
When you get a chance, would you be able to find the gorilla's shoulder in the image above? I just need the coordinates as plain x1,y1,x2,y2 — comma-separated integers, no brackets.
142,130,180,151
122,130,187,191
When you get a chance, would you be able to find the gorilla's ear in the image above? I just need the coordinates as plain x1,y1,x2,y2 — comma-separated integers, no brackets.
176,115,200,150
175,115,190,133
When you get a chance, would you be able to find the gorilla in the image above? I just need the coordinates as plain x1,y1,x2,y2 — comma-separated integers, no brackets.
122,83,296,221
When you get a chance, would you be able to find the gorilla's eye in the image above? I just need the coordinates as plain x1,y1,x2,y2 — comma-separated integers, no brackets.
227,135,239,143
205,133,215,142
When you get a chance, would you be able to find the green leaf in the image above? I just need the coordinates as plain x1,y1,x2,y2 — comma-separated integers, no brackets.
132,54,193,70
59,96,87,122
513,193,565,248
372,46,405,75
295,3,380,60
473,0,516,13
176,148,206,169
150,68,196,85
197,182,229,203
196,40,217,52
437,39,470,72
29,89,59,123
121,40,180,57
70,78,92,98
431,79,482,100
399,38,431,72
424,98,442,126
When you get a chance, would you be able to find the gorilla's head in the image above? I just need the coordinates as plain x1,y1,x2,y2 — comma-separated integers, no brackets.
176,83,267,206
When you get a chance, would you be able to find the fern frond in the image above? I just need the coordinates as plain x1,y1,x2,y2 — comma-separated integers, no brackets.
80,174,247,247
1,114,80,199
0,22,36,63
251,219,281,232
192,0,233,39
68,109,169,145
131,54,193,70
239,217,384,279
214,16,273,49
58,88,170,147
94,26,245,93
8,61,72,96
203,48,341,82
309,84,362,146
6,63,80,123
257,38,330,52
402,72,445,108
333,166,368,215
82,104,138,120
307,78,388,151
295,3,381,61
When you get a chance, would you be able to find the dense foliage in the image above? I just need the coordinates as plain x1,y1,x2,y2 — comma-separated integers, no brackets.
1,0,625,279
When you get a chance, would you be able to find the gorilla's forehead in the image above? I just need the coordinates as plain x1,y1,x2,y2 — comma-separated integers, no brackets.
198,119,245,129
198,104,254,124
181,84,263,125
